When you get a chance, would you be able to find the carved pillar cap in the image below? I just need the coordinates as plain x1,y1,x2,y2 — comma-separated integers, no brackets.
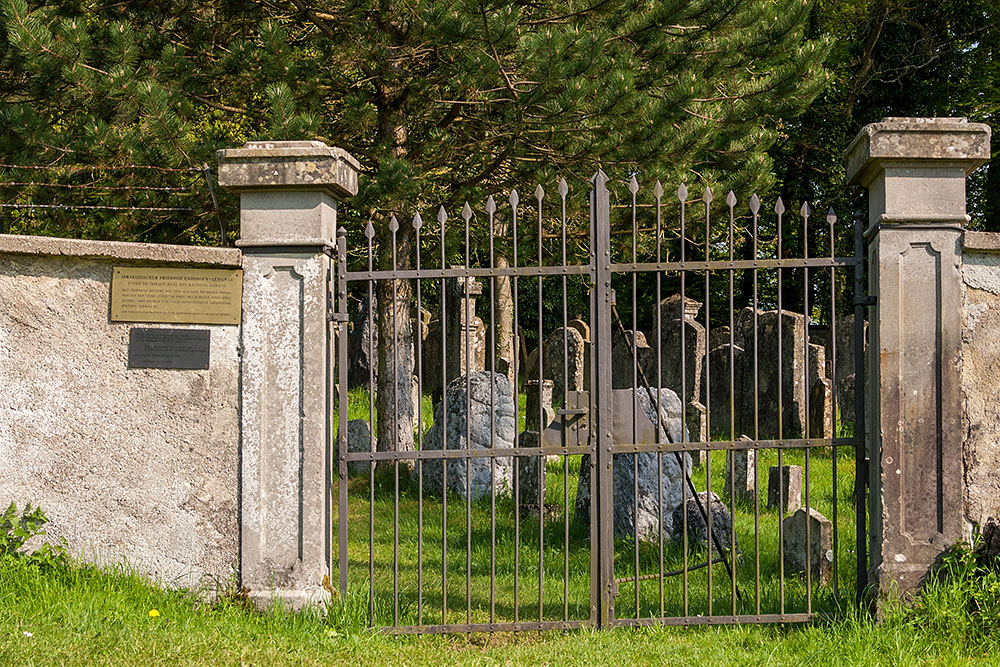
217,140,359,199
846,117,991,187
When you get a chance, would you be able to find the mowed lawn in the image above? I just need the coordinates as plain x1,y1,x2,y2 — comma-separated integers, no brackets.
2,549,999,666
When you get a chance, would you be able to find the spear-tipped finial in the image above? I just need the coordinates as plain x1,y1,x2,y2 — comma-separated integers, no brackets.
534,184,544,201
462,201,472,221
826,207,837,225
800,201,811,218
749,193,760,215
702,186,713,204
437,206,447,224
509,190,519,207
654,181,664,199
558,178,568,198
628,175,639,195
726,190,737,207
485,195,496,215
677,182,688,202
775,197,785,216
364,220,375,239
412,212,423,230
388,215,399,233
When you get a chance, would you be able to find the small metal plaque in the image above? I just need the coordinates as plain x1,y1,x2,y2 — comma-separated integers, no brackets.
111,266,242,325
128,328,211,370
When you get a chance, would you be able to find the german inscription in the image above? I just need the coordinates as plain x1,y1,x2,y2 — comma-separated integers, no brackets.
111,267,242,324
128,328,211,370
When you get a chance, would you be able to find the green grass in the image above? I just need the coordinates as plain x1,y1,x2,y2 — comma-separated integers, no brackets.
4,550,1000,665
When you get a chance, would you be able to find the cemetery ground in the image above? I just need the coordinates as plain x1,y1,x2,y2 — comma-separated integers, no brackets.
3,537,1000,665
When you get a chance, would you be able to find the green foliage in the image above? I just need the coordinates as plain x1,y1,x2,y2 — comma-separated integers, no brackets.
0,0,830,248
896,539,1000,650
1,501,66,567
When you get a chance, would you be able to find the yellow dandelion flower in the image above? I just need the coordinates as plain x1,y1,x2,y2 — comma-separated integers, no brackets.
148,609,160,618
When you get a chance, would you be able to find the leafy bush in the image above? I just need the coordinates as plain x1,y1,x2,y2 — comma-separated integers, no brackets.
1,501,67,566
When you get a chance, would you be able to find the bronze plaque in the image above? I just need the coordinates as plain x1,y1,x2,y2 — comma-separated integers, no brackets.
111,266,242,325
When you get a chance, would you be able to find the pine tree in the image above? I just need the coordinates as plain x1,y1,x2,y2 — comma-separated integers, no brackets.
1,0,830,453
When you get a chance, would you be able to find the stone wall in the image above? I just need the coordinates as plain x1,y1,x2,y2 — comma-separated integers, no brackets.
0,234,241,591
961,231,1000,533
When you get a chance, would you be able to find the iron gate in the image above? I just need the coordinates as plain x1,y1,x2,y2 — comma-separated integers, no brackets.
334,171,868,633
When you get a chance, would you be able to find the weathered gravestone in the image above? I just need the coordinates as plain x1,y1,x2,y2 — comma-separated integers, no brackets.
418,371,516,501
345,419,374,476
517,379,557,507
701,343,746,436
725,437,756,501
422,270,487,397
767,464,802,513
347,292,378,388
782,507,834,585
671,491,737,551
522,326,586,407
575,388,691,540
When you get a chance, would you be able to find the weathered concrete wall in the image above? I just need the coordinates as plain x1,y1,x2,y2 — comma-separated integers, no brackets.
962,231,1000,533
0,234,241,590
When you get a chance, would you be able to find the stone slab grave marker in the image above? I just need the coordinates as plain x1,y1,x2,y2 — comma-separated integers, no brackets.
417,371,515,501
725,436,756,502
517,379,556,509
523,326,586,407
345,419,374,477
782,507,834,585
671,491,736,551
767,464,802,513
575,388,690,541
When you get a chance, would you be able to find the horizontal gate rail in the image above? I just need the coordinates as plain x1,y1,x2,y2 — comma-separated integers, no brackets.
334,170,866,635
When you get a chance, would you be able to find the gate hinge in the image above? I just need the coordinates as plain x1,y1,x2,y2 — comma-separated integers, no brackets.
854,295,877,307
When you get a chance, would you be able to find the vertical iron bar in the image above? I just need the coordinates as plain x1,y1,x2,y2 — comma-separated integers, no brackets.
337,228,349,599
827,208,839,597
536,184,545,624
559,179,570,623
802,203,812,614
438,206,448,625
727,191,737,614
750,195,761,615
593,170,615,628
678,182,689,617
511,191,521,623
776,197,786,615
487,197,498,625
414,213,425,626
655,181,665,619
703,187,713,617
463,203,472,627
366,221,375,626
391,216,400,629
630,176,640,619
854,210,868,605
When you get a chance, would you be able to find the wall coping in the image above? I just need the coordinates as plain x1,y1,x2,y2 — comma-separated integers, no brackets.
964,230,1000,253
0,234,242,267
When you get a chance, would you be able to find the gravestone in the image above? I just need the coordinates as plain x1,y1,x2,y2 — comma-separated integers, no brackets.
491,255,516,387
346,419,374,476
725,438,756,501
418,372,516,501
568,318,592,390
347,292,378,388
522,326,586,407
782,507,834,585
767,465,802,513
671,491,736,551
612,329,649,389
575,388,691,541
422,271,487,397
709,326,732,351
701,343,745,437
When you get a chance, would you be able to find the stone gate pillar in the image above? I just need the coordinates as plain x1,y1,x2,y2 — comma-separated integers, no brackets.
218,141,359,609
846,118,990,599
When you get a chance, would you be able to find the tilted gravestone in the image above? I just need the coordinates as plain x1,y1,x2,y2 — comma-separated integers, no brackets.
782,507,834,585
575,388,691,541
725,437,756,502
522,326,586,408
671,491,737,552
